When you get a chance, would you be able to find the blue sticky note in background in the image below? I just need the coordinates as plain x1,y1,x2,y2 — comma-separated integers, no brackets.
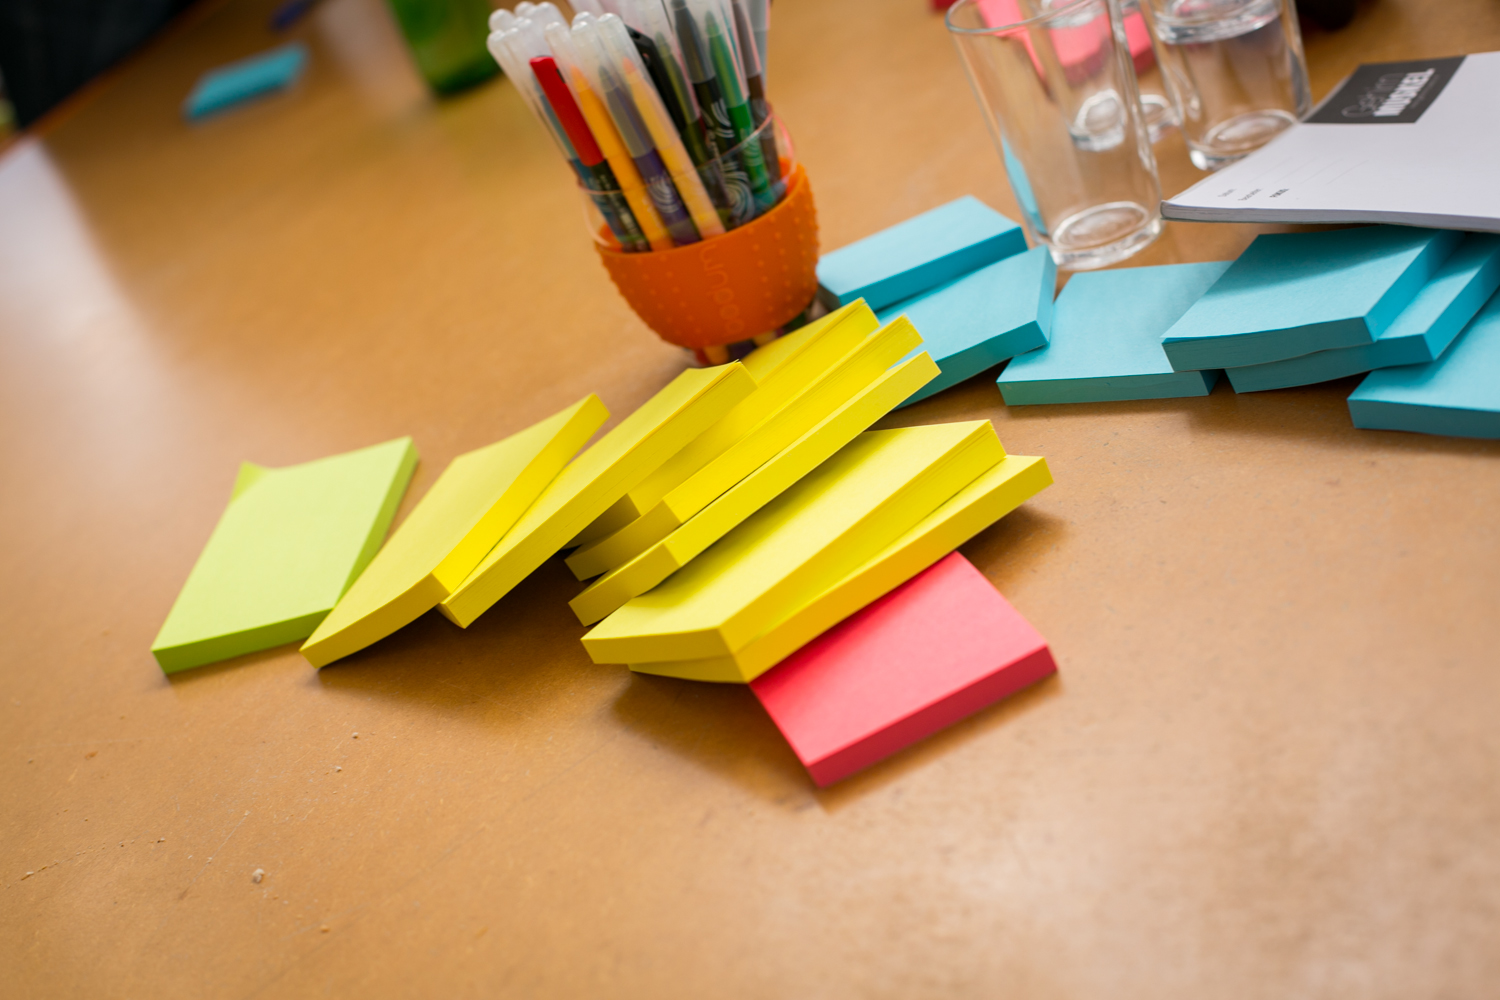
1226,233,1500,392
998,262,1230,405
184,42,308,120
1348,288,1500,439
1161,227,1462,372
877,246,1055,408
816,196,1027,312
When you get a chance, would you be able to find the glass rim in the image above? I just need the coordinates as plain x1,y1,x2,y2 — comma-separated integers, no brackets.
944,0,1106,35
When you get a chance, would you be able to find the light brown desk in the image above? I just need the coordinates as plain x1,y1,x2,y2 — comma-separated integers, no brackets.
4,1,1499,996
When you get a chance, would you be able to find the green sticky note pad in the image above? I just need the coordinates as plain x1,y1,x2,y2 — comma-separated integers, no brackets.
151,437,419,673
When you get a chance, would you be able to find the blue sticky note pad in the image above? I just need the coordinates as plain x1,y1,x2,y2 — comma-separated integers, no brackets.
1227,233,1500,392
1348,289,1500,439
1161,227,1462,372
816,197,1027,311
998,262,1230,405
184,43,308,120
877,246,1056,408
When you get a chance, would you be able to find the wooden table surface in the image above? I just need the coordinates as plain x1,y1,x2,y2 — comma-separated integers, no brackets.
4,0,1498,996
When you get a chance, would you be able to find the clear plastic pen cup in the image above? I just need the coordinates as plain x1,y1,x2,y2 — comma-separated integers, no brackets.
579,113,796,253
581,113,822,356
946,0,1164,271
1134,0,1311,170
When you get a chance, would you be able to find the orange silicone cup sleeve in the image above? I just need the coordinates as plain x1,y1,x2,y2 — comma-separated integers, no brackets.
595,167,820,350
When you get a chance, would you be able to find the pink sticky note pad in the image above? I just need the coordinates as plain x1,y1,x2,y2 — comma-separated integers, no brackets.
974,0,1155,79
750,552,1057,787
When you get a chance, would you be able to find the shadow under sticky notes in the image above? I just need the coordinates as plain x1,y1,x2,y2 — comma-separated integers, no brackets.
1162,226,1462,371
878,246,1055,407
151,437,418,673
184,42,308,120
750,551,1057,787
998,261,1229,405
816,196,1027,311
1348,287,1500,439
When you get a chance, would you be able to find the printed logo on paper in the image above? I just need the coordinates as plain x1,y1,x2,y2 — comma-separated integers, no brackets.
1307,56,1465,125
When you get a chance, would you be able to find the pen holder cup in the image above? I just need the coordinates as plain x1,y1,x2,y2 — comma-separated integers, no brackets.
585,114,820,353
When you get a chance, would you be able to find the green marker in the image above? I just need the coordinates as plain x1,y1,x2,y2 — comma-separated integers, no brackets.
701,0,776,212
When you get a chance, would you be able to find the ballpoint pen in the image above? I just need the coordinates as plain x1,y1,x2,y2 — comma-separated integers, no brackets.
595,15,725,238
573,17,701,245
730,0,779,185
530,53,652,252
671,0,756,225
545,19,674,250
698,0,775,211
617,0,734,225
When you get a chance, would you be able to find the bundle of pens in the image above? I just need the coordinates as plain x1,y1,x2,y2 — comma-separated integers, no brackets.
489,0,820,362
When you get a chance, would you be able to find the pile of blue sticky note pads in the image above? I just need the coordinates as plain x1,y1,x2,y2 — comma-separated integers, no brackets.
821,204,1500,438
817,196,1055,407
1157,226,1500,438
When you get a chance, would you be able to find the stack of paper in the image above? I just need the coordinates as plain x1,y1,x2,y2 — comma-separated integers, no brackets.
998,262,1230,405
816,196,1027,311
301,398,607,667
1161,227,1461,371
1226,233,1500,392
152,437,418,672
571,302,880,549
440,363,756,627
581,421,1049,681
751,551,1057,787
566,310,914,582
627,453,1051,682
877,246,1056,408
1348,288,1500,439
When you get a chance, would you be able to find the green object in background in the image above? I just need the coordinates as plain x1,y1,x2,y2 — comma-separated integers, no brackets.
385,0,498,95
150,437,419,673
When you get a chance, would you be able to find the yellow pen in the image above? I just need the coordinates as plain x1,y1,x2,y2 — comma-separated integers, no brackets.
604,19,726,239
546,22,673,251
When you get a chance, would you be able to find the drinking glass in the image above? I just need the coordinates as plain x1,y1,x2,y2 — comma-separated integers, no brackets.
1135,0,1311,170
946,0,1164,271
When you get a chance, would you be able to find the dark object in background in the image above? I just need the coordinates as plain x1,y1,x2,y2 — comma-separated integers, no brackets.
0,0,197,128
1300,0,1359,31
383,0,497,95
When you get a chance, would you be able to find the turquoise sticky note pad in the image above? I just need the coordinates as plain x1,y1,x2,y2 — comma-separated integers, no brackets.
1162,227,1462,372
877,246,1055,408
184,42,308,120
998,262,1229,405
1227,233,1500,392
1348,289,1500,439
816,197,1027,311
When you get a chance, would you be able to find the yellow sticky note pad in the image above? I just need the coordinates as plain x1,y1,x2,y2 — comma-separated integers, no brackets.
568,352,940,625
629,453,1053,682
580,420,1006,664
568,301,879,549
439,363,756,628
300,397,608,668
566,315,922,582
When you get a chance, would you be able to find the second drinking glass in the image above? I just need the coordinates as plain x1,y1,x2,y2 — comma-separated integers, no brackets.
946,0,1164,271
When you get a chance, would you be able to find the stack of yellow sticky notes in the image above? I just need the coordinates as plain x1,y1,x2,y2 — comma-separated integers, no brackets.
297,297,1050,689
566,305,943,625
303,362,754,666
579,421,1052,683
